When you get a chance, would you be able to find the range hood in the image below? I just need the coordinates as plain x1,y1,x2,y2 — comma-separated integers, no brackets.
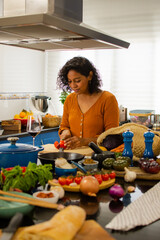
0,0,130,51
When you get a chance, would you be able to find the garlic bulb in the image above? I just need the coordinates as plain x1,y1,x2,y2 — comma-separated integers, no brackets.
50,186,65,199
124,167,136,182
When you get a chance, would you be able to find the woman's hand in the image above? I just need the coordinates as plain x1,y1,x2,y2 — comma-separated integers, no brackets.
60,129,71,140
64,136,83,149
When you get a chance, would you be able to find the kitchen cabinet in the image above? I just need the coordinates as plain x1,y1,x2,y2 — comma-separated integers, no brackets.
0,127,60,146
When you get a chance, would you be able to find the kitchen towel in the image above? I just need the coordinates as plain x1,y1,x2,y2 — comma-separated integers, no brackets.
106,181,160,231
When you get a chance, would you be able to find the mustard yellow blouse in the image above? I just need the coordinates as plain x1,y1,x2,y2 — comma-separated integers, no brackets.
59,91,119,138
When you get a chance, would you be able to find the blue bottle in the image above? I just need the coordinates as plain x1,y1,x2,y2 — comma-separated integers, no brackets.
122,129,134,166
143,129,154,159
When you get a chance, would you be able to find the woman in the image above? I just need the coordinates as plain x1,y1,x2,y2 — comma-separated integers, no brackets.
57,56,119,149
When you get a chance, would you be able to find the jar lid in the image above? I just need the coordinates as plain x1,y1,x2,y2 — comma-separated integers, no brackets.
0,137,41,153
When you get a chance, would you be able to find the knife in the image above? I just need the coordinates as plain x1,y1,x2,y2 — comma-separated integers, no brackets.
1,212,24,240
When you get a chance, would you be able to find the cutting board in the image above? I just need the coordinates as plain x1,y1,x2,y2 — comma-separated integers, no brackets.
41,144,93,156
48,178,115,192
114,167,160,180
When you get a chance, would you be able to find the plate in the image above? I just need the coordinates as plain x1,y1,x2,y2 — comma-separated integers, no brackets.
0,191,34,219
48,178,115,192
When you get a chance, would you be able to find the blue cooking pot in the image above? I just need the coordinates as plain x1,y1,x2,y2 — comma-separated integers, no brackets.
0,137,43,170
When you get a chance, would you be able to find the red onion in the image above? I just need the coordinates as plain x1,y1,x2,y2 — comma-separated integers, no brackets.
109,184,125,200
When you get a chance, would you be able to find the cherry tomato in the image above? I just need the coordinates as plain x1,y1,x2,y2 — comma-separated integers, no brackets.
66,176,74,185
74,176,83,184
54,141,60,149
94,174,102,184
102,173,109,181
59,140,66,149
109,171,116,179
58,177,66,185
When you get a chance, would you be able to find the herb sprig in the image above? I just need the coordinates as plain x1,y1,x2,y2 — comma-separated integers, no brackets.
1,163,53,192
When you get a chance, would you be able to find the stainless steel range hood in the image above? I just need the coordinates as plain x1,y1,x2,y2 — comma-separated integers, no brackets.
0,0,130,51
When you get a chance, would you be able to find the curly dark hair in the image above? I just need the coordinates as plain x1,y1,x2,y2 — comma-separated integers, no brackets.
57,56,102,94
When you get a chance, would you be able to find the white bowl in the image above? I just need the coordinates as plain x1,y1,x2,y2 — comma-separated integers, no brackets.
78,159,99,171
33,190,59,203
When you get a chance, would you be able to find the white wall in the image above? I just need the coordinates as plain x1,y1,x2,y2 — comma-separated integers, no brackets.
0,45,45,120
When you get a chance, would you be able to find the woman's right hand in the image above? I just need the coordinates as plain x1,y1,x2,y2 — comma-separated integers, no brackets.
60,129,71,140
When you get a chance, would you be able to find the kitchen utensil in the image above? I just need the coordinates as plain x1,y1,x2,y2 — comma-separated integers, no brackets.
78,159,98,171
38,152,84,171
31,96,51,113
1,212,24,240
88,142,115,169
33,190,59,204
0,191,34,219
0,190,63,210
55,165,77,177
0,137,43,170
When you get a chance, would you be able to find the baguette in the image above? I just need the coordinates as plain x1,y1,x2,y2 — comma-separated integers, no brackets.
73,220,115,240
16,205,86,240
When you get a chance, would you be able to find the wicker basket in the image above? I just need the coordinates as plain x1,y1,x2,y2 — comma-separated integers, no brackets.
42,115,62,128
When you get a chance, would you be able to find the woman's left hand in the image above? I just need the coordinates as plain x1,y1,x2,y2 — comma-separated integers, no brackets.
64,136,83,149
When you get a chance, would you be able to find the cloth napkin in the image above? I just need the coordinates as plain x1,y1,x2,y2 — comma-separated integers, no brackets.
106,181,160,231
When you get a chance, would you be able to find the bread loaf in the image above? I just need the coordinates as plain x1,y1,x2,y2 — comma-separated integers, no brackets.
16,205,86,240
73,220,115,240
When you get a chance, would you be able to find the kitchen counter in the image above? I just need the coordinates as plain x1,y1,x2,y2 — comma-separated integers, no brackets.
0,126,60,145
0,178,159,239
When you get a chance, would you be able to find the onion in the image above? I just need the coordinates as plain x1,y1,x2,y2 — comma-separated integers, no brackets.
109,184,125,200
80,176,99,197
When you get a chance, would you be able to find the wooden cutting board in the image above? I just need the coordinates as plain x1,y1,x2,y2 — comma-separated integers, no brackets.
114,167,160,180
41,144,93,156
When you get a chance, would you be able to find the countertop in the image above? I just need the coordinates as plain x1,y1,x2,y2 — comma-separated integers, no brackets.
0,126,59,141
0,178,159,239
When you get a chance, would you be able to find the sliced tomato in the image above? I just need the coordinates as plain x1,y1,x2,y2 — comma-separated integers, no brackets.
58,177,66,185
109,171,116,179
94,174,102,184
102,173,109,181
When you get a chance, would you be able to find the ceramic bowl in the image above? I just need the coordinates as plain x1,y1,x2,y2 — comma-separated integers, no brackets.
55,166,77,177
33,190,59,203
78,159,99,171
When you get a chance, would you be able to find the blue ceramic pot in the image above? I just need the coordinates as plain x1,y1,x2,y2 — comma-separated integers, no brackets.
0,137,43,169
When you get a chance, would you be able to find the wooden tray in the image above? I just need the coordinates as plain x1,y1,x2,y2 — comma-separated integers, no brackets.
114,167,160,180
48,178,115,192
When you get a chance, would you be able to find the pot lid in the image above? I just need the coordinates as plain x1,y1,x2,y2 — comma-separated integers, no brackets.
0,137,41,153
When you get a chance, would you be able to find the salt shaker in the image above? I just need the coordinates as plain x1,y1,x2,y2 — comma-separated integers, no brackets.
122,129,134,166
143,129,154,159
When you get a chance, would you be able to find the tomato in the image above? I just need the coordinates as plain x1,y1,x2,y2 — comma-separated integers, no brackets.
66,176,74,185
74,176,83,184
59,140,66,149
102,173,109,181
54,141,60,149
94,174,102,184
109,171,116,179
58,177,66,185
